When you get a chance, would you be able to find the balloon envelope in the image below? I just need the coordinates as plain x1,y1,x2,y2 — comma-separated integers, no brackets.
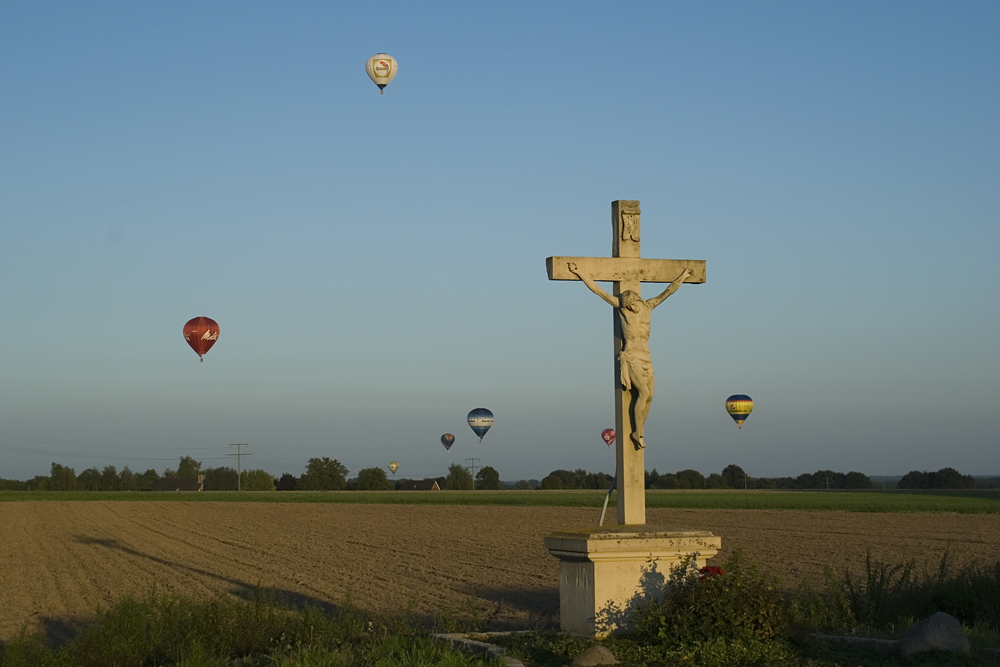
365,53,398,93
467,408,494,442
388,461,399,474
441,433,455,451
725,395,754,429
601,428,616,447
183,317,219,361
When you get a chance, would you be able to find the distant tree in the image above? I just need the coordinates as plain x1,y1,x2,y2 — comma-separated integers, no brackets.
101,465,119,491
0,478,28,491
203,467,239,491
78,467,102,491
540,474,563,490
897,470,927,489
527,479,540,489
653,473,679,489
584,471,613,489
676,469,706,489
721,464,747,489
434,476,448,490
276,473,298,491
138,468,160,491
299,457,348,491
49,463,78,491
28,475,50,491
177,456,202,478
932,467,974,489
844,471,873,489
548,469,581,489
355,467,395,491
475,466,501,490
118,466,139,491
446,463,474,490
645,469,660,489
240,469,276,491
705,473,727,489
513,480,533,490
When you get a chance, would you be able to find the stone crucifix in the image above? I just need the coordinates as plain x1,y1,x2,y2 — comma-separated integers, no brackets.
547,200,705,525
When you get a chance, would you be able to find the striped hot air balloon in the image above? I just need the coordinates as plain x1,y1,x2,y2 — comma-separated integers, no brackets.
725,395,754,430
467,408,494,442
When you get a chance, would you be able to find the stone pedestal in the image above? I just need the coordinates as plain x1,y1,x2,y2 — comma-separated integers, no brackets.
544,525,721,637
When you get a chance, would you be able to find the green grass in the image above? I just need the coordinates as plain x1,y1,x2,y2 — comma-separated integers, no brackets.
3,489,1000,513
0,590,503,667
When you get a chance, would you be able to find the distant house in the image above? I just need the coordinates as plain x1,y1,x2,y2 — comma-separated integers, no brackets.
152,475,204,492
398,479,441,491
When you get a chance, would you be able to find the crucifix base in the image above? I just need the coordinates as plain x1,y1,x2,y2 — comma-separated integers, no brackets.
544,526,721,638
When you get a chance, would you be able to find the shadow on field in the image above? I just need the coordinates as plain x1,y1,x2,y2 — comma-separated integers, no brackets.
58,535,554,641
457,583,560,630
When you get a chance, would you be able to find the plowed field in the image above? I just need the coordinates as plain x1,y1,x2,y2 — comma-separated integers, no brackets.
2,502,999,640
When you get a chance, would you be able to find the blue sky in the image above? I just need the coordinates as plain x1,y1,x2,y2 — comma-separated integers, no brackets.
1,2,997,482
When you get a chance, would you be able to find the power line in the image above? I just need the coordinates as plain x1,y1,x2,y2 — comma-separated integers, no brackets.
465,457,481,489
228,444,251,491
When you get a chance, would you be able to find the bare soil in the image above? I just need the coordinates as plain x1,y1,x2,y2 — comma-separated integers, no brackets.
2,501,998,641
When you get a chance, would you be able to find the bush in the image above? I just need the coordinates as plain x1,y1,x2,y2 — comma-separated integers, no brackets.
632,550,788,646
240,469,276,491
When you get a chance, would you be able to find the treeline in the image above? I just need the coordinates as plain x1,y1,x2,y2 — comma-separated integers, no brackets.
536,465,875,490
898,467,976,490
0,458,510,492
4,458,994,493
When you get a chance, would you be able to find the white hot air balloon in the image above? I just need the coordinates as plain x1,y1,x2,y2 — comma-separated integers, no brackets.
365,53,398,94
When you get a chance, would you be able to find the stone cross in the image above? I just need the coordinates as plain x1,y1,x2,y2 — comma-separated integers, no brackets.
547,200,705,525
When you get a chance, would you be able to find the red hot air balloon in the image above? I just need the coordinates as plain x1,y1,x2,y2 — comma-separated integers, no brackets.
183,317,219,362
601,428,616,447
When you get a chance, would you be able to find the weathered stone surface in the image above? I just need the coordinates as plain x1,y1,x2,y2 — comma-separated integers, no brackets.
898,612,970,656
545,525,720,638
571,644,619,666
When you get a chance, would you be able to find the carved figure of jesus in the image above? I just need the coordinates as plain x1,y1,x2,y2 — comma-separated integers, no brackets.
567,262,693,449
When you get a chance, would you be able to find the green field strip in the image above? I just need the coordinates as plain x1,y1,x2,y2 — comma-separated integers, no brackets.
2,489,998,513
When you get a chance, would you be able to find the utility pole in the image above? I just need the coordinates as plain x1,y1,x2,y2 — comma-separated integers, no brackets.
465,457,481,490
228,443,251,491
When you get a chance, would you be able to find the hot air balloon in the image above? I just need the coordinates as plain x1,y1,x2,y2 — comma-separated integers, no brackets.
467,408,494,443
388,461,399,474
365,53,398,94
183,317,219,362
601,428,616,447
441,433,455,451
725,395,754,430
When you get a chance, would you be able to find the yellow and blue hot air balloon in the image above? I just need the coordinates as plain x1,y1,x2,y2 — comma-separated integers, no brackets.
725,395,754,430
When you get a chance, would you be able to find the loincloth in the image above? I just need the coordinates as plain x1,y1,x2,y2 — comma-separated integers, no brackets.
618,350,653,391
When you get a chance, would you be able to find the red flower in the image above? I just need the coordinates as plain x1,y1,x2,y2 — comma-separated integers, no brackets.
698,566,724,582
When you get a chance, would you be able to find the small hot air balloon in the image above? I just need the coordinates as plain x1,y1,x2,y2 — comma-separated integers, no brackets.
365,53,398,94
388,461,399,475
725,395,754,430
183,317,219,362
467,408,494,443
441,433,455,451
601,428,616,447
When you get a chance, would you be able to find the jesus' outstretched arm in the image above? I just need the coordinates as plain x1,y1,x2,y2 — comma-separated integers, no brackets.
646,267,693,309
568,262,619,308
